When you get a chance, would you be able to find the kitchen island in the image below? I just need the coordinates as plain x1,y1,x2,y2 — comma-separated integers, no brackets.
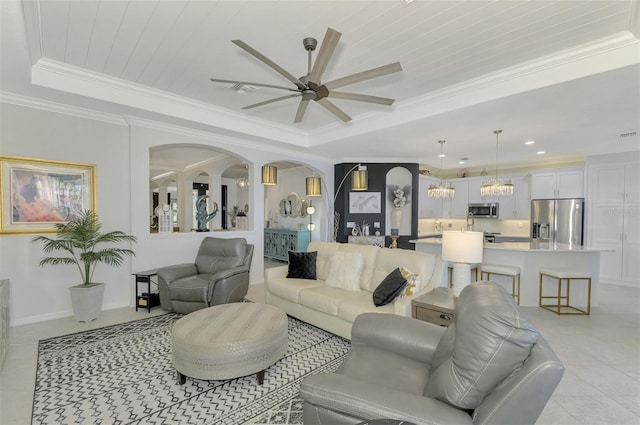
411,239,606,307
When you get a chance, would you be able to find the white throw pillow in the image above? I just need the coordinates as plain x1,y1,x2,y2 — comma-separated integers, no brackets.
395,267,424,300
324,252,364,291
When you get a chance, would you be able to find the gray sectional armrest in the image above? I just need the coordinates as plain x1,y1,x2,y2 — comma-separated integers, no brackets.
300,373,473,425
351,313,446,364
157,263,198,284
209,265,249,282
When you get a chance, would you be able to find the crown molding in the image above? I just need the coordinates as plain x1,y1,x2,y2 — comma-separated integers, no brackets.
308,32,640,146
124,116,331,164
0,91,127,125
31,58,309,147
21,31,640,152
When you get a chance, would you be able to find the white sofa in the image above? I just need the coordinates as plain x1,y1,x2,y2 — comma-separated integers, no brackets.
264,241,445,339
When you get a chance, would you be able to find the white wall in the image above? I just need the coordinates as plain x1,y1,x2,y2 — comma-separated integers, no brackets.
0,102,332,325
0,103,131,325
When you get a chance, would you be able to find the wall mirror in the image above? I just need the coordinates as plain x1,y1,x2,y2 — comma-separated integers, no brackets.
287,192,301,218
279,192,302,218
300,198,309,218
149,144,250,232
279,198,290,217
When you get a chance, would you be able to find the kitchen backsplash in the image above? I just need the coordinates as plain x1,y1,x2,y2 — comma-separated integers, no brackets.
418,218,530,237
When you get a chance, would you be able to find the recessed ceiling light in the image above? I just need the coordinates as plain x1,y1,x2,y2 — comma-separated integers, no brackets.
459,161,465,164
438,154,446,158
525,140,535,145
537,151,546,155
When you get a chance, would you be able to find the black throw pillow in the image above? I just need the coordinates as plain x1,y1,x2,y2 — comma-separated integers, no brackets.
287,251,317,280
372,267,407,306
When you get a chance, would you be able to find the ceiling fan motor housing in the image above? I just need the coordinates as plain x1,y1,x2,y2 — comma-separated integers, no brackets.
303,37,318,51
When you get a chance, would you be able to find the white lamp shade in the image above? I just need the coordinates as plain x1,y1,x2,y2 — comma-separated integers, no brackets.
442,231,484,264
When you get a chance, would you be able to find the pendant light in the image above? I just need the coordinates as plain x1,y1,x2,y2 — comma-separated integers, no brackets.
428,140,455,198
261,163,277,185
237,176,249,190
480,130,513,197
237,164,249,190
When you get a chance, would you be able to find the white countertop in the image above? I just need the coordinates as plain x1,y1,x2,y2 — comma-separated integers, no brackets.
410,238,609,253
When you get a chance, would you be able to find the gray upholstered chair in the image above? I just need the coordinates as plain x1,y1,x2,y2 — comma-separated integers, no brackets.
300,281,564,425
157,237,254,314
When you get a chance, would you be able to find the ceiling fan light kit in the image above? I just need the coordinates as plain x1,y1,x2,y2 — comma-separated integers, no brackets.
210,28,402,123
480,130,514,197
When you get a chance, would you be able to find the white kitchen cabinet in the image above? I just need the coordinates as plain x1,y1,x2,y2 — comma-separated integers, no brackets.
442,180,468,218
588,162,639,285
418,175,444,218
622,203,640,282
498,175,530,219
531,169,583,199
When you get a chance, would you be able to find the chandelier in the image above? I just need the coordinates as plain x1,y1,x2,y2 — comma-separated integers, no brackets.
237,176,249,190
428,140,455,198
480,130,513,197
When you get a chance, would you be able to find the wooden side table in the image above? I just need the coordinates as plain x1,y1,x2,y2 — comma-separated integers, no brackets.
411,287,456,327
133,269,159,312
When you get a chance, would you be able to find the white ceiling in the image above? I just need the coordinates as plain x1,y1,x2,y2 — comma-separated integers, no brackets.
1,0,639,173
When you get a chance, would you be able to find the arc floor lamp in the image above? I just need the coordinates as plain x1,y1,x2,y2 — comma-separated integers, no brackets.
305,164,368,241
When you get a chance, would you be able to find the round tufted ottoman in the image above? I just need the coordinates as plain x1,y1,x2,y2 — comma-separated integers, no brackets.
171,302,288,385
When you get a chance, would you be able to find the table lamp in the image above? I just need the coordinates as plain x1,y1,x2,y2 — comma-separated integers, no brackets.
442,230,484,297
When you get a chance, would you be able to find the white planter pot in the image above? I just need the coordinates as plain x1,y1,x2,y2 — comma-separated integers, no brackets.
68,283,106,322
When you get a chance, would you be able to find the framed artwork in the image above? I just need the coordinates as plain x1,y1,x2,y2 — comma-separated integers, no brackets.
0,156,96,234
349,192,381,214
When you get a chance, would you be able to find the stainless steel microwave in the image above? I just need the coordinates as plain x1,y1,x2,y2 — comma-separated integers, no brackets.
468,203,499,218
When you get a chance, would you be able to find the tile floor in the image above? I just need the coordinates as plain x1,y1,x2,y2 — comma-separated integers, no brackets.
1,281,638,425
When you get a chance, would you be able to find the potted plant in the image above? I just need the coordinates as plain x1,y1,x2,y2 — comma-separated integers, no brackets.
33,210,137,322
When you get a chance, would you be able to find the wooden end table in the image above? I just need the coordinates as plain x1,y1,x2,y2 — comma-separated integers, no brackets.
133,269,159,312
411,287,456,327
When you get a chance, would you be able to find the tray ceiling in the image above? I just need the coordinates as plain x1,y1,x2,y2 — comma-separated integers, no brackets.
2,0,639,170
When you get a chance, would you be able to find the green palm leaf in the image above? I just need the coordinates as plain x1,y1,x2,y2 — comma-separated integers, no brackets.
33,210,137,286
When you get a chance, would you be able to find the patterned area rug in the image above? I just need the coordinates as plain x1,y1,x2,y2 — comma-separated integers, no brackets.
32,313,350,424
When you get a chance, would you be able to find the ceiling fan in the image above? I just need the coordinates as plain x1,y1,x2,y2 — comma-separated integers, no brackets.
210,28,402,123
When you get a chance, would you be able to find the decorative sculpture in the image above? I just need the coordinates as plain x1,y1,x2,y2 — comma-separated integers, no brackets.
195,195,218,232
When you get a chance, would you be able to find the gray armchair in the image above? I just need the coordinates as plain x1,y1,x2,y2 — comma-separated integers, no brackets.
300,281,564,425
157,237,254,314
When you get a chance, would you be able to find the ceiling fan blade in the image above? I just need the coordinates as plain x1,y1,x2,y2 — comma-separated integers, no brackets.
209,78,299,92
323,62,402,90
307,28,341,86
294,99,310,123
241,93,301,110
316,98,351,122
231,40,306,90
327,91,395,105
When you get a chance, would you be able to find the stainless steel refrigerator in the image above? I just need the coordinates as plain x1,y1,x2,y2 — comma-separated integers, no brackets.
531,198,585,245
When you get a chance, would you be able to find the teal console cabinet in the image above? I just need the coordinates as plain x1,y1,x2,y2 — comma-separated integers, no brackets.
264,228,311,261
